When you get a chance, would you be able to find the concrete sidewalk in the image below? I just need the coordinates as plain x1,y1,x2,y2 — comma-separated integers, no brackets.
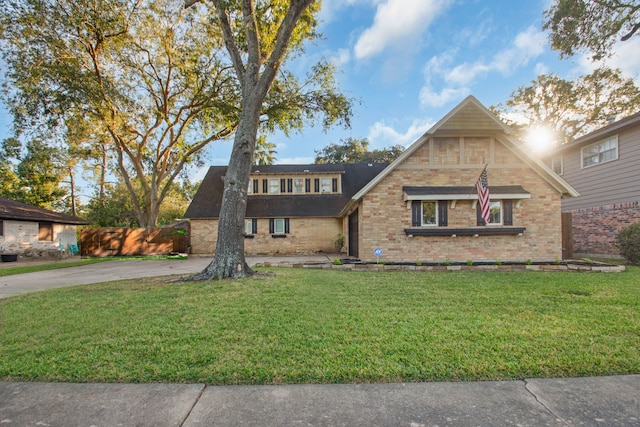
1,375,639,426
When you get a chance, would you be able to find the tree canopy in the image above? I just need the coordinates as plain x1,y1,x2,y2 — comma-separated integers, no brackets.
314,137,404,164
494,67,640,146
543,0,640,60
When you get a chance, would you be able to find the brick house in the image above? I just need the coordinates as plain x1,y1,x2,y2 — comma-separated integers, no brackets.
185,96,578,262
543,111,640,257
0,197,90,258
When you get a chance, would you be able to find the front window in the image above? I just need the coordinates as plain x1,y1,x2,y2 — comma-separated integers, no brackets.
273,218,286,234
38,222,53,241
244,219,254,235
488,201,502,225
293,178,304,193
582,136,618,168
421,201,437,226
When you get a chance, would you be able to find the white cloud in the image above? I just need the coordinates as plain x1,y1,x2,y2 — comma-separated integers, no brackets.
419,86,470,108
578,37,640,82
445,26,546,86
354,0,451,60
329,48,351,67
276,156,315,165
367,118,434,147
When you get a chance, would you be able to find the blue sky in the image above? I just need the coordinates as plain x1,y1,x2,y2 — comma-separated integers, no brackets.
1,0,640,183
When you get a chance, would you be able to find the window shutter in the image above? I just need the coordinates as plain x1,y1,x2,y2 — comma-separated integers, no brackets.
305,178,311,192
280,179,286,193
503,200,513,226
287,179,293,193
253,179,258,194
411,201,421,226
269,219,274,234
438,201,448,226
332,178,338,192
285,218,290,234
262,179,268,193
314,178,320,192
252,219,258,234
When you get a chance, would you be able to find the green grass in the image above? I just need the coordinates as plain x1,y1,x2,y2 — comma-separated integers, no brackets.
1,268,638,385
0,258,111,277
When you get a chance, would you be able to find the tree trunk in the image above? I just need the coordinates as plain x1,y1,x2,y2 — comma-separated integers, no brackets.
189,92,260,280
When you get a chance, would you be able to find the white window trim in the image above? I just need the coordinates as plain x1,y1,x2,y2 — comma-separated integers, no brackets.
551,155,563,175
488,201,502,225
581,135,618,169
244,219,254,235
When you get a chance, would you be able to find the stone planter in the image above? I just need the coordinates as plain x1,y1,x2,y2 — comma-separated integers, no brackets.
1,254,18,262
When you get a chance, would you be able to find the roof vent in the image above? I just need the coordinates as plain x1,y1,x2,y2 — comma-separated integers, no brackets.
368,163,373,167
304,169,310,173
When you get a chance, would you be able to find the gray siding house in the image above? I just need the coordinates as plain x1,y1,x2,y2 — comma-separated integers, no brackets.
545,111,640,256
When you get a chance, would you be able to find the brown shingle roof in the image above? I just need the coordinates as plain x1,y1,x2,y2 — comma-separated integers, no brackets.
0,198,90,225
184,163,389,219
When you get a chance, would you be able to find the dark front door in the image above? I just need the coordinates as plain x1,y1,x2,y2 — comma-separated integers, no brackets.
348,209,359,258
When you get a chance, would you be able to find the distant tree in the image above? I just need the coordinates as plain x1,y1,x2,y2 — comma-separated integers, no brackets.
494,67,640,145
1,0,239,227
315,137,404,164
0,138,67,209
254,136,277,165
543,0,640,60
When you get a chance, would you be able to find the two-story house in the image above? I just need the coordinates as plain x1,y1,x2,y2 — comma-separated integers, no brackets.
545,111,640,257
185,96,578,263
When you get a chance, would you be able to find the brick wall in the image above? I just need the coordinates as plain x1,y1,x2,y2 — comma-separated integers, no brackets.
570,202,640,256
190,217,342,255
356,138,564,263
1,220,77,254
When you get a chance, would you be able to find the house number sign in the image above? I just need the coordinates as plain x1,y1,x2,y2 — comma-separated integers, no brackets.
374,247,383,263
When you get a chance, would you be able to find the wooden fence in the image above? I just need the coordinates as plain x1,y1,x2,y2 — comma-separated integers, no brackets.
81,224,189,257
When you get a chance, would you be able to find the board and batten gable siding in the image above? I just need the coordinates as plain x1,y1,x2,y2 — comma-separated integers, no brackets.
559,123,640,211
356,136,564,263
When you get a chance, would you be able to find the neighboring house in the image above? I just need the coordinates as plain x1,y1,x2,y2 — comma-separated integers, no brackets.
544,111,640,257
0,197,90,257
185,96,578,262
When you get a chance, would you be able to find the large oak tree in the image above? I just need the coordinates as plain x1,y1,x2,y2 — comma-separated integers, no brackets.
185,0,351,280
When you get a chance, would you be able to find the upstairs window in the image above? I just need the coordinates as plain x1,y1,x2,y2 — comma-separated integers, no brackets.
269,179,279,194
582,136,618,168
293,178,304,193
320,178,332,193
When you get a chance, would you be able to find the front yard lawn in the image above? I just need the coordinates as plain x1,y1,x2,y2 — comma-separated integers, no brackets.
1,268,638,384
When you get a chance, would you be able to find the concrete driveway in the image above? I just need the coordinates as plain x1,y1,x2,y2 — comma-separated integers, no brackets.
0,254,333,299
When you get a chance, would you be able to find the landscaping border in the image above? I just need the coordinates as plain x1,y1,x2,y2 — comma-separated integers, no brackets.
254,260,625,273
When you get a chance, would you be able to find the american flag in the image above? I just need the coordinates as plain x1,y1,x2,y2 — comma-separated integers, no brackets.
476,166,490,225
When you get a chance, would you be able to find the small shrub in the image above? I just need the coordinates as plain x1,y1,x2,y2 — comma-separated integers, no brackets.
554,257,561,265
466,259,473,266
495,259,502,266
617,222,640,265
332,258,343,265
525,259,533,265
